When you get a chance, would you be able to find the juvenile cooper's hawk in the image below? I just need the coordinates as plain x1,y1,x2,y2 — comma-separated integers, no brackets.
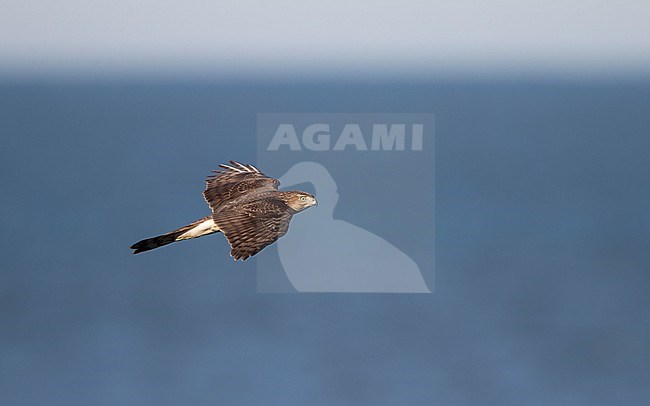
130,161,317,260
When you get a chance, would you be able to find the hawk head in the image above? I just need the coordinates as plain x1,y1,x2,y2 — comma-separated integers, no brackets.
284,192,318,212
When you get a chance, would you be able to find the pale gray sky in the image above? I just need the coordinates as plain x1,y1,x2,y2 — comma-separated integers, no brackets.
1,0,649,77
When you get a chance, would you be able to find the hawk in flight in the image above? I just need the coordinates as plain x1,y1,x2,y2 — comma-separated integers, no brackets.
130,161,317,260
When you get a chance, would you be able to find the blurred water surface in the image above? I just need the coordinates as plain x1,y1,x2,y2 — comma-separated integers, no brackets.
0,80,648,405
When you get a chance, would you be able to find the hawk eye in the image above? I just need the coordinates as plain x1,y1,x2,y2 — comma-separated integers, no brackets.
300,196,307,201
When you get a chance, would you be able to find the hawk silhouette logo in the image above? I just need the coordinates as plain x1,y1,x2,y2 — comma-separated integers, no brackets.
130,161,317,260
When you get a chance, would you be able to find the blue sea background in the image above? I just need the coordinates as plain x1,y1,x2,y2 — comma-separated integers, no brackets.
1,80,649,404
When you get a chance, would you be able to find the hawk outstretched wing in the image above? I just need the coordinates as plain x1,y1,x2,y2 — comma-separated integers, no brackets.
215,199,294,260
203,161,280,212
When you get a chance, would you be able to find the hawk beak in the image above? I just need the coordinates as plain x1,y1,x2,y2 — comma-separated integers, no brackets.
314,198,318,206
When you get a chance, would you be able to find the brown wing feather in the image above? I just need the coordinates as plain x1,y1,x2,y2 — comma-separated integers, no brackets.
203,161,280,212
214,199,293,261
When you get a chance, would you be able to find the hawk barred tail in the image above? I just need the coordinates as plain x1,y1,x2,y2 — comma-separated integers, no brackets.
130,160,316,259
130,216,220,254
